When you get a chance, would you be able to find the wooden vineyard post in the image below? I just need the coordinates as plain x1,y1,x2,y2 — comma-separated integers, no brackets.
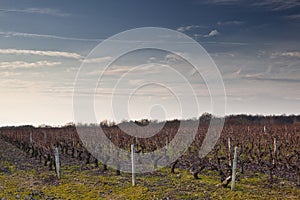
165,134,168,150
297,153,300,187
273,137,277,165
131,144,136,186
30,131,33,144
163,136,167,160
228,137,232,167
231,147,238,191
54,147,60,179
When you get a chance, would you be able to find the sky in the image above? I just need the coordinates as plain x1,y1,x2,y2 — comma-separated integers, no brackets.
0,0,299,126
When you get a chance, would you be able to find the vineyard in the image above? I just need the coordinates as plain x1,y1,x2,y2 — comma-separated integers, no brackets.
0,115,300,199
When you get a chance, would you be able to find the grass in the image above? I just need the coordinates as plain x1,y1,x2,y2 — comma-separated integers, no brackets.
0,161,300,200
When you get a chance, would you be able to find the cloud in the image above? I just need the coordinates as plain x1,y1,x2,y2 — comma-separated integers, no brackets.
272,51,300,58
201,41,249,45
82,56,113,64
243,76,300,83
0,31,100,42
85,65,141,76
177,25,206,32
204,29,220,37
105,65,162,76
285,14,300,19
205,0,239,4
0,61,61,69
0,49,82,59
0,79,35,90
0,71,21,77
128,79,145,86
251,0,300,11
217,20,244,25
194,30,221,39
0,8,70,17
204,0,300,11
213,50,300,86
281,52,300,58
164,53,185,62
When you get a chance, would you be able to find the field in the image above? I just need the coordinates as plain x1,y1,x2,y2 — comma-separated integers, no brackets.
0,115,300,199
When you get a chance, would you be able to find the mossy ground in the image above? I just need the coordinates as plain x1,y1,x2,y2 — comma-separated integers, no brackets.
0,139,299,199
1,161,300,200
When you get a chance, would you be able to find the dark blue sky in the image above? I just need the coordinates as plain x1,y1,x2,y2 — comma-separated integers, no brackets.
0,0,299,125
1,0,299,42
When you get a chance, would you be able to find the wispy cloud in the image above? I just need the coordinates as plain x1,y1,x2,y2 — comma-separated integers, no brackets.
194,29,221,39
204,0,239,4
0,31,100,42
0,61,61,69
86,64,163,77
204,0,300,11
177,25,206,32
0,8,70,17
217,20,244,25
204,29,220,37
285,14,300,19
82,57,112,64
243,76,300,83
0,79,35,90
203,41,249,45
0,49,82,59
251,0,300,11
128,79,145,86
272,51,300,58
0,71,21,77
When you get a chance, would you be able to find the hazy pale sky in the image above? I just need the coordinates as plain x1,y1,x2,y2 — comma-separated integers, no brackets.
0,0,299,126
